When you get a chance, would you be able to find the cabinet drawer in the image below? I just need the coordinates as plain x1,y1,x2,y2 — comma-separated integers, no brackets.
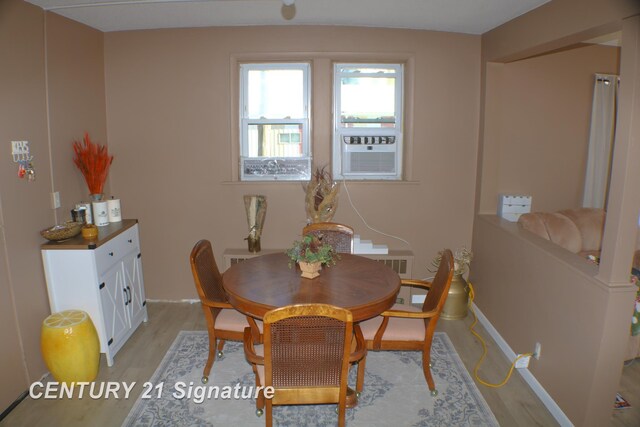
94,226,139,275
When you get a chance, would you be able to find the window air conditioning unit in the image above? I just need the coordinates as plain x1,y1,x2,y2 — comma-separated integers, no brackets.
339,135,401,179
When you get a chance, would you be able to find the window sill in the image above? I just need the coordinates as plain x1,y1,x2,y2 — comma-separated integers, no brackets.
221,180,420,185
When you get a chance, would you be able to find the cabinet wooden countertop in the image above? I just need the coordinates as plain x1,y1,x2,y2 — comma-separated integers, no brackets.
40,219,138,250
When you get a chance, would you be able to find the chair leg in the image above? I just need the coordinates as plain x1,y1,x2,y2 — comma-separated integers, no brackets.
217,339,226,357
202,331,217,384
337,402,346,427
265,400,273,427
356,356,366,395
422,347,437,396
254,366,265,415
256,393,265,416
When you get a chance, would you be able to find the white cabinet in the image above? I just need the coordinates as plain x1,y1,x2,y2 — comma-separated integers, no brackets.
41,220,148,366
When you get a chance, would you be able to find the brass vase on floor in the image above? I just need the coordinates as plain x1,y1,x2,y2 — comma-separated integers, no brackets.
441,274,469,320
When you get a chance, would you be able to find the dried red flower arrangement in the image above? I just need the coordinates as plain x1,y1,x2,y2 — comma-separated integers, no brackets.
72,133,114,196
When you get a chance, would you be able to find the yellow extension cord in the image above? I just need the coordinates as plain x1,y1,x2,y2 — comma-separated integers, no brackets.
467,281,533,388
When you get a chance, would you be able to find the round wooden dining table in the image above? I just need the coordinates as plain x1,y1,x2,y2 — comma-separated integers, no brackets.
223,253,401,321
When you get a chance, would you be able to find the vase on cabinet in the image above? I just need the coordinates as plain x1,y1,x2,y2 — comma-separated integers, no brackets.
244,195,266,253
247,236,261,253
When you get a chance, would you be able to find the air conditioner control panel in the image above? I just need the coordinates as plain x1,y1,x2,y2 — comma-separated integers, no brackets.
342,136,396,145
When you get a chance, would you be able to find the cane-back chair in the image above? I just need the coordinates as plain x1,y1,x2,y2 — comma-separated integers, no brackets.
302,222,354,254
358,249,454,396
189,239,261,384
244,304,365,427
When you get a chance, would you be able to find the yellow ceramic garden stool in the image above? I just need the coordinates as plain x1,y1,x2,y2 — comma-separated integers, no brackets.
41,310,100,383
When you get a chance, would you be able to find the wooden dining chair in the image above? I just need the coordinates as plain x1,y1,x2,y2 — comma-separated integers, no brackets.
357,249,454,396
189,239,261,384
302,222,354,254
243,304,366,427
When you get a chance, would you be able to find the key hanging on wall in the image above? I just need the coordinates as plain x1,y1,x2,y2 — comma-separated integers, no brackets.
11,141,36,182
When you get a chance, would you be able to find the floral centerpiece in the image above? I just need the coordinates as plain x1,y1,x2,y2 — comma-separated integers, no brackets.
286,234,339,278
72,133,114,200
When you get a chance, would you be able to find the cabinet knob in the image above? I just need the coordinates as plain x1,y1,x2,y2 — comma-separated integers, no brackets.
128,239,132,243
109,252,114,256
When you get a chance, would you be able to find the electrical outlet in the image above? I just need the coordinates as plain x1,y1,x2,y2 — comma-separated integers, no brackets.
515,354,531,369
534,342,542,360
411,294,426,304
50,192,60,209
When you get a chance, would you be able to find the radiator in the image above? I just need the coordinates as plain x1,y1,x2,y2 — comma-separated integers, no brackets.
223,249,413,278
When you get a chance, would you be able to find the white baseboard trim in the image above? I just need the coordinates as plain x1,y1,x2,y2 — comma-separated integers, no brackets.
471,303,574,427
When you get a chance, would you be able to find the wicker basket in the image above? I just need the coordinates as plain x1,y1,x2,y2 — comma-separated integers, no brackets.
41,222,83,242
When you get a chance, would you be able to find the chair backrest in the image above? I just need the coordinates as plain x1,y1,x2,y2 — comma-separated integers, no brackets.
189,239,228,303
263,304,352,400
302,222,354,254
423,249,454,314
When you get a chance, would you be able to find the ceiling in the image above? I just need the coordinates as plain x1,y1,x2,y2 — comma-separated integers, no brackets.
25,0,551,34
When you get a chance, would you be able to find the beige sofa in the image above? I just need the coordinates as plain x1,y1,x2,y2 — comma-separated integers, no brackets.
517,208,606,260
518,208,640,360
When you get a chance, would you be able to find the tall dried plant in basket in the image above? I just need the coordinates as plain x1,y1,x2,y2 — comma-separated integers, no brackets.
302,166,340,223
72,133,113,197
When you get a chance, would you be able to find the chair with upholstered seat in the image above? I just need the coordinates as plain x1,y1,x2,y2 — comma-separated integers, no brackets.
357,249,454,396
190,239,261,384
243,304,365,427
302,222,354,254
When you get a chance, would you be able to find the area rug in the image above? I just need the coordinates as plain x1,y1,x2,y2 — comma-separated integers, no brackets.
122,331,498,426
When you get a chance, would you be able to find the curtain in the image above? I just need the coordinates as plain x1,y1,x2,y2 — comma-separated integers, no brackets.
582,73,618,209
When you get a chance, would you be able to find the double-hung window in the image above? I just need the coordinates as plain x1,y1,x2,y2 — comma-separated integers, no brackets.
239,63,311,181
332,63,403,180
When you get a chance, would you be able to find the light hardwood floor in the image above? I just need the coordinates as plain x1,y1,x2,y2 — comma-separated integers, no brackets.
1,302,637,426
613,359,640,427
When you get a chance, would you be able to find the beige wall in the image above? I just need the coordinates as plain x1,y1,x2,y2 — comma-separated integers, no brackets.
46,12,108,211
0,0,52,406
473,216,635,425
474,0,640,425
480,44,619,214
0,0,107,409
598,15,640,284
482,0,638,62
103,26,481,300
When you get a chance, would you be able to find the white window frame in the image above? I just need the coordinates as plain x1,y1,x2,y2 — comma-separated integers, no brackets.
239,62,311,181
332,63,403,180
